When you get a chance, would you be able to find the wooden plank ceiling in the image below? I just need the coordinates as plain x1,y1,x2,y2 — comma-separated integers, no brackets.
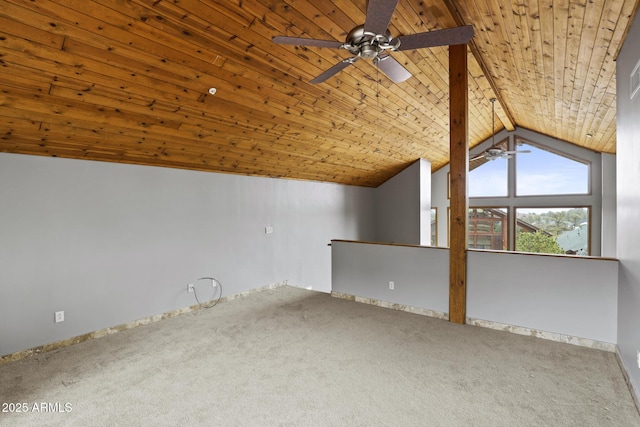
1,0,638,187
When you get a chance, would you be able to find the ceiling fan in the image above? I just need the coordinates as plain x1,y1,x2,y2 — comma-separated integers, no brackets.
471,99,530,161
272,0,474,84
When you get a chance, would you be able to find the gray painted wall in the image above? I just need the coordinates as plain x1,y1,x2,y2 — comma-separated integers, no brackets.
374,159,431,245
331,241,449,314
601,153,617,257
616,10,640,401
0,153,376,356
430,162,449,247
418,159,432,246
331,241,618,344
467,250,618,344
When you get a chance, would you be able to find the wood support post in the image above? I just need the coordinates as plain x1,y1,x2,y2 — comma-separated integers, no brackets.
448,44,469,324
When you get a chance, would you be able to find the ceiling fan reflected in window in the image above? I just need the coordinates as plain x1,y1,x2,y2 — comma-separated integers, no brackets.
272,0,474,84
471,98,530,162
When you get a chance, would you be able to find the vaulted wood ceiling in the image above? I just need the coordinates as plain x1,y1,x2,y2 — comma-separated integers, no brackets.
1,0,637,186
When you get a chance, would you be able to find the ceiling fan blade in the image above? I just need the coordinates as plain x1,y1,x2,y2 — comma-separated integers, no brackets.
503,150,532,154
272,36,343,49
396,26,474,51
310,60,354,84
364,0,399,35
375,55,411,83
470,155,486,162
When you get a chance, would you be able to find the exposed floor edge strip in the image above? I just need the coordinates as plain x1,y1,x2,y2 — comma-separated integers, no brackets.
331,291,449,320
331,292,616,353
0,281,287,366
615,347,640,416
467,317,616,352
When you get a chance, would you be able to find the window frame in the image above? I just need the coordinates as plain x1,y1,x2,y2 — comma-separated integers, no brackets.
430,208,438,246
514,136,592,198
514,206,592,255
467,207,509,251
459,131,601,255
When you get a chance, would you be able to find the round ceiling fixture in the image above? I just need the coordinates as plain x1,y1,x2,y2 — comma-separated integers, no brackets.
208,87,217,95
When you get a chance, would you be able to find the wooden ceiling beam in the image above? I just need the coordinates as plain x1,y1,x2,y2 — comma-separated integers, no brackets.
441,0,515,131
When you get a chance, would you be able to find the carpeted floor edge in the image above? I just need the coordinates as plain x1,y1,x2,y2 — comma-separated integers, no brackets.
0,281,287,366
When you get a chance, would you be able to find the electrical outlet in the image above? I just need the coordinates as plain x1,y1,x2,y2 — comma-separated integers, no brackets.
187,284,194,293
637,350,640,369
265,226,274,234
389,281,394,290
55,311,64,323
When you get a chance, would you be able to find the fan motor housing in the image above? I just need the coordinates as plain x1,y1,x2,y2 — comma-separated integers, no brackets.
345,25,393,58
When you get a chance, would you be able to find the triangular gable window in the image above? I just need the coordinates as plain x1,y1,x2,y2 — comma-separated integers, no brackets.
515,139,590,196
469,137,508,197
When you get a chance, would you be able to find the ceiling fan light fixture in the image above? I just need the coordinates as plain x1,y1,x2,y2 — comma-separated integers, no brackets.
360,44,378,59
470,98,531,162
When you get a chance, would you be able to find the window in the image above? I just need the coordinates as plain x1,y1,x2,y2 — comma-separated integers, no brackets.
468,208,508,250
515,207,589,255
515,139,590,196
469,137,508,198
431,208,437,246
469,157,508,197
448,133,600,256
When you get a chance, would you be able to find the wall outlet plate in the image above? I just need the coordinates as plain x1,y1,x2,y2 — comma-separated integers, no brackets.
55,311,64,323
637,350,640,369
389,281,394,290
187,284,194,293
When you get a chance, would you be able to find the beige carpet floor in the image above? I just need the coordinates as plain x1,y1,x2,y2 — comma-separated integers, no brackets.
1,285,639,426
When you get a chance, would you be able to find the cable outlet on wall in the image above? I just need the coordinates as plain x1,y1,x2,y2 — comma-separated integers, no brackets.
187,284,194,293
389,281,395,290
54,311,64,323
